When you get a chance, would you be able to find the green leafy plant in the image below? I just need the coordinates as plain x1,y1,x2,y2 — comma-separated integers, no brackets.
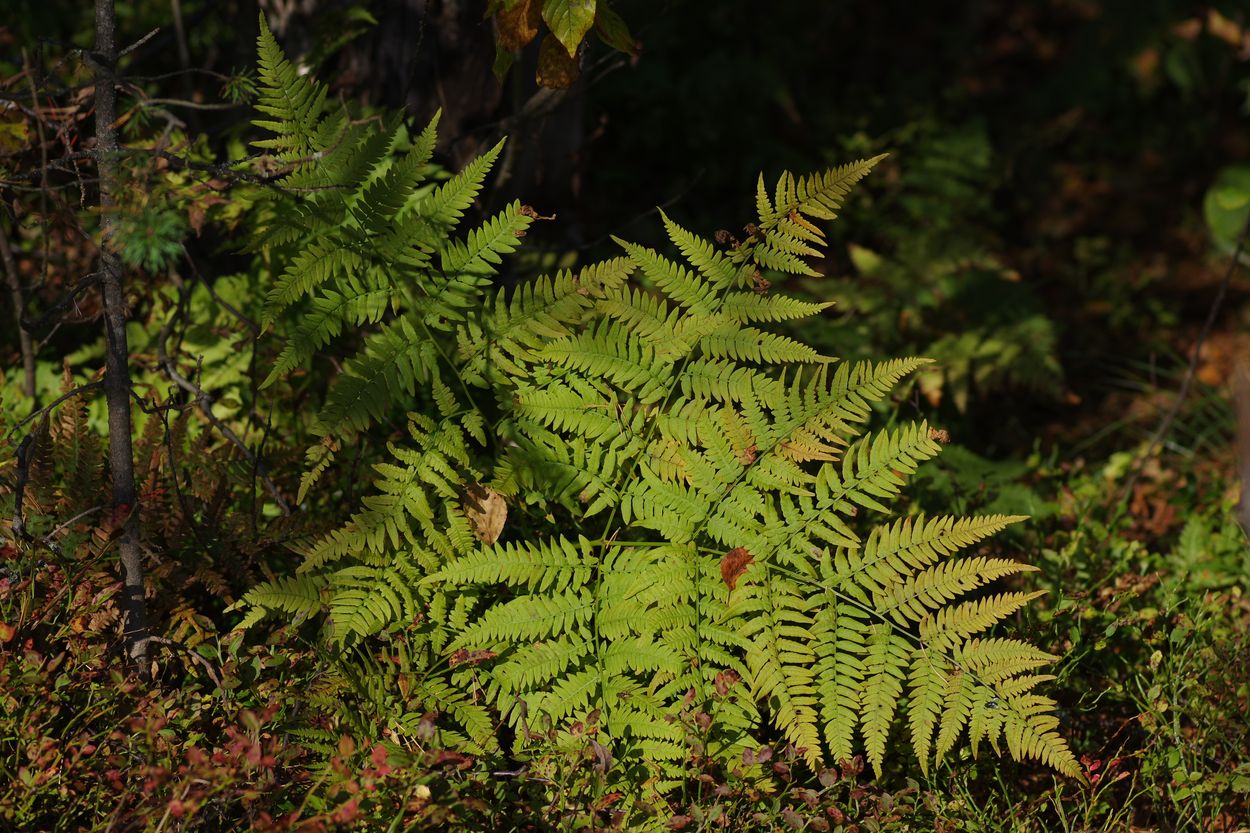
1204,163,1250,251
489,0,634,88
239,19,1079,817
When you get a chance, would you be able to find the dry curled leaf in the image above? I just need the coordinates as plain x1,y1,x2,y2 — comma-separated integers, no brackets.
449,648,497,667
496,0,542,51
748,269,770,294
720,547,753,591
536,33,580,89
519,204,557,221
464,483,507,545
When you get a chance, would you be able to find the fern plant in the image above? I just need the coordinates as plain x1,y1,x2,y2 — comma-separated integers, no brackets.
239,18,1079,811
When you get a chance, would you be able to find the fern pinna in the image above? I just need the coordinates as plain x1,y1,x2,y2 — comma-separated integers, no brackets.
239,18,1078,799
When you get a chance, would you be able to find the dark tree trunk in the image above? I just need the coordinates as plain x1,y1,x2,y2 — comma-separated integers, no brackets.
93,0,150,673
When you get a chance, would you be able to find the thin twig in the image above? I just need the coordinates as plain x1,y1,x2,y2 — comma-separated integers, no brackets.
148,636,224,691
0,149,97,185
181,244,264,337
126,67,233,84
0,134,350,199
136,97,244,112
23,270,103,335
43,504,107,542
22,49,51,294
117,27,160,59
0,224,36,398
156,286,291,515
1119,210,1250,507
7,380,103,436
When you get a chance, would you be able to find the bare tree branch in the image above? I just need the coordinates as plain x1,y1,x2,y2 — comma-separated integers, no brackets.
0,225,36,398
7,380,103,437
118,27,160,59
10,431,38,543
22,271,103,336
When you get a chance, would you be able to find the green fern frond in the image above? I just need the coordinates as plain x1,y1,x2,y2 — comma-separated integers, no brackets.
316,316,436,435
819,421,943,514
415,139,506,236
920,590,1047,650
430,536,594,593
878,557,1037,625
438,201,532,280
907,648,949,774
265,282,398,387
454,589,595,648
720,292,834,323
860,624,911,776
262,242,368,327
742,575,822,766
955,637,1057,682
616,238,718,314
243,38,1074,793
513,381,624,440
233,574,327,630
1000,694,1081,776
758,155,888,228
254,14,329,159
812,599,868,763
297,438,337,505
852,514,1029,597
700,325,828,365
327,561,419,645
660,211,741,290
542,320,674,402
934,667,975,764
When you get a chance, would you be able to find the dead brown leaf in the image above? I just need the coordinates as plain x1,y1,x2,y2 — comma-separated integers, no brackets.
536,33,580,89
720,547,753,591
464,483,507,545
449,648,497,667
496,0,542,51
